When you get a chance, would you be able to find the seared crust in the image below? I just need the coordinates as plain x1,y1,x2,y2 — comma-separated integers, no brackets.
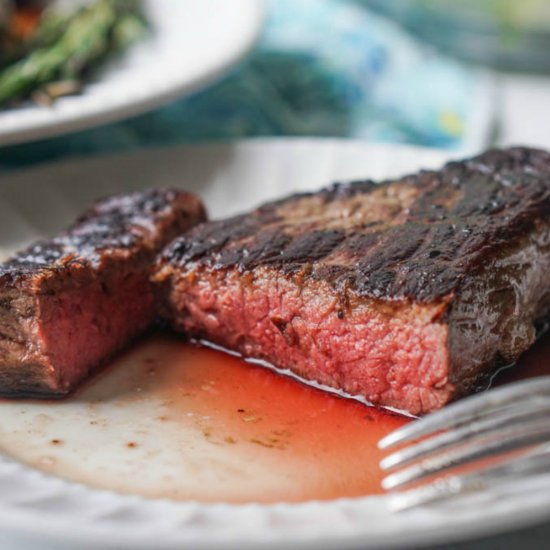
162,147,550,303
1,188,206,289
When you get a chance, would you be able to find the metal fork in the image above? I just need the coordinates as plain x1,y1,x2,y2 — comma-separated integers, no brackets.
378,376,550,511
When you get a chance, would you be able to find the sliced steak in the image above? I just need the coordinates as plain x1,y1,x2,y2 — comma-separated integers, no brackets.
153,147,550,416
0,188,206,397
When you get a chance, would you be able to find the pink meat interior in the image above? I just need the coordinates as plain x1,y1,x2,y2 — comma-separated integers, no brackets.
37,272,155,391
167,267,454,415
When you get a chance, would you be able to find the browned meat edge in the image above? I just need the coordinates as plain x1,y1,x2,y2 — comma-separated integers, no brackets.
153,147,550,415
0,188,206,397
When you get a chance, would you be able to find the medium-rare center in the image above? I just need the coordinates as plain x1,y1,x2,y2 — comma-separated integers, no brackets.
153,147,550,416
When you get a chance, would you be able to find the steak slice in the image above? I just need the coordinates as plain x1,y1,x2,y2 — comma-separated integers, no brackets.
153,147,550,416
0,188,206,397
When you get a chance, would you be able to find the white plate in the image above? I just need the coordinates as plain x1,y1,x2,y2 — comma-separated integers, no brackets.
1,139,550,550
0,0,264,146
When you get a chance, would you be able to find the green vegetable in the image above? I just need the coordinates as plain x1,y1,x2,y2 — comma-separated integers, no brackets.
0,0,147,107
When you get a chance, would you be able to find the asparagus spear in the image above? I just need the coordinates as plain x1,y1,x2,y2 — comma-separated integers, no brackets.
0,0,146,106
0,2,71,71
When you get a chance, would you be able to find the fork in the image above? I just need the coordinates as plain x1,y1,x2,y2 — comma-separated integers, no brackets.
378,376,550,511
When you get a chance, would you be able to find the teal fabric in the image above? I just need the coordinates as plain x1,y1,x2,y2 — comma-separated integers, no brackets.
0,0,479,169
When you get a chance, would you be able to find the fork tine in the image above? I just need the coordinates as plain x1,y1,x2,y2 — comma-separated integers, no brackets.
381,400,550,471
382,418,550,490
387,444,550,512
378,376,550,449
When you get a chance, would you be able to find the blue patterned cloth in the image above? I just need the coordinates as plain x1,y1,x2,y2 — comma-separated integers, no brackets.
0,0,481,168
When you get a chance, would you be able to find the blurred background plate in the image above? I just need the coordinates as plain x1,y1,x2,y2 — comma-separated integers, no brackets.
0,0,264,146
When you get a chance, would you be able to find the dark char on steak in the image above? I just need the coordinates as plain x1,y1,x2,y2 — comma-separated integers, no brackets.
0,188,206,397
153,147,550,415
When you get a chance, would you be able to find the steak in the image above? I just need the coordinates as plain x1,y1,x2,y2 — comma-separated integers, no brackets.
0,188,206,397
153,147,550,416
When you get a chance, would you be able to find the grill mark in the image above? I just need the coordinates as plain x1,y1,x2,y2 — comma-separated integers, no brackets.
1,188,206,284
0,329,25,345
161,147,550,303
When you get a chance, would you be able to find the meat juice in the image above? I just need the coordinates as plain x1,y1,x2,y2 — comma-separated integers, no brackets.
139,340,409,500
1,331,548,503
0,335,407,503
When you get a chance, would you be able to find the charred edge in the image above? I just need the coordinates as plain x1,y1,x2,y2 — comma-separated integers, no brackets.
0,188,203,281
160,147,550,303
